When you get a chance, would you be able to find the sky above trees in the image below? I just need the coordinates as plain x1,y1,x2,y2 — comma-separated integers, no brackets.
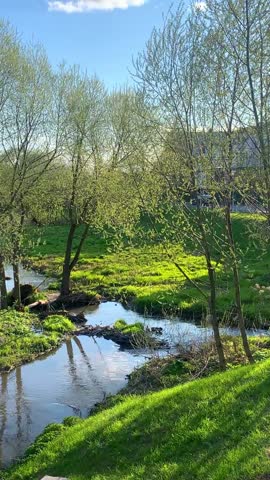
0,0,169,88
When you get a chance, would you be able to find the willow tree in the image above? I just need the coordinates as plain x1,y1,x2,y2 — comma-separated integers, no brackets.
0,41,64,305
205,0,270,220
188,4,255,362
0,21,21,306
57,67,107,296
0,44,64,304
132,2,228,369
134,0,261,366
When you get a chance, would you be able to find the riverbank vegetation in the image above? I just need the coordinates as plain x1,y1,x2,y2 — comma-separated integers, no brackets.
5,358,270,480
123,335,270,394
0,310,74,372
28,214,270,328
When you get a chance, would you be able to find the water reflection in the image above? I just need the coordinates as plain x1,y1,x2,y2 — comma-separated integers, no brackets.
0,334,147,468
1,296,268,469
0,374,7,463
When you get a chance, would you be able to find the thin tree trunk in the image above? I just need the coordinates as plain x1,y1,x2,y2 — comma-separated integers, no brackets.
192,171,226,370
60,224,77,296
195,195,226,368
13,263,21,306
224,202,254,363
69,225,89,271
10,209,25,307
61,224,90,296
207,258,226,370
0,256,8,309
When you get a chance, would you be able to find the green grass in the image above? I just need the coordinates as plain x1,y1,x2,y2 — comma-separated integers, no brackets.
5,358,270,480
0,310,74,371
27,214,270,325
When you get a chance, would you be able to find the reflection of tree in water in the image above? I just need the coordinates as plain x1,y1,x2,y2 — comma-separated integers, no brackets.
91,336,111,377
66,338,79,384
73,336,93,370
0,336,113,466
0,367,31,467
16,367,23,441
0,374,8,466
15,367,32,444
65,338,106,401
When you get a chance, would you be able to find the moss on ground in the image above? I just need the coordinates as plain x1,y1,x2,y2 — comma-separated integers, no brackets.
114,319,144,334
0,310,74,372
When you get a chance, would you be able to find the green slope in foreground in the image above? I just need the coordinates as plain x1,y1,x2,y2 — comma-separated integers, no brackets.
5,359,270,480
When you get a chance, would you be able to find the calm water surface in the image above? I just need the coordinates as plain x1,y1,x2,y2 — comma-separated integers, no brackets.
0,267,267,468
5,264,53,292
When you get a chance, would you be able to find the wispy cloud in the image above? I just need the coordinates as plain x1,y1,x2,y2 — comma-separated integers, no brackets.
48,0,146,13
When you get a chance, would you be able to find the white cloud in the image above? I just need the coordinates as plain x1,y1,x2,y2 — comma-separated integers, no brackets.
48,0,146,13
194,1,206,10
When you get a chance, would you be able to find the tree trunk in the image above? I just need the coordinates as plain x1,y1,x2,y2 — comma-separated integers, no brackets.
0,256,8,309
60,224,90,297
207,262,226,370
13,263,21,306
224,203,254,363
192,179,226,370
60,224,77,296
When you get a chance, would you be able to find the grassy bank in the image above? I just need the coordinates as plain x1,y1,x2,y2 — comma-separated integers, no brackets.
0,310,74,372
4,357,270,480
28,214,270,325
123,335,270,394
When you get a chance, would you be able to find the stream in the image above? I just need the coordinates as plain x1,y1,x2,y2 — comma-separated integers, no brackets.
0,266,268,468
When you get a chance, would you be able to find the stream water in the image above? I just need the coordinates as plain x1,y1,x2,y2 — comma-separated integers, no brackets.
5,264,53,292
0,266,268,468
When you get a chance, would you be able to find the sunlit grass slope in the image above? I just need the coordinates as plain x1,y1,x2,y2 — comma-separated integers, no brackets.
6,359,270,480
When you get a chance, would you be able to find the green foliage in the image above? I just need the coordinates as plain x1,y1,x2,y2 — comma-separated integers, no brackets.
5,359,270,480
47,281,60,291
43,315,74,333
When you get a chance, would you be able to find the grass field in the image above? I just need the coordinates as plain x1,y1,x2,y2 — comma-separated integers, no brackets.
5,357,270,480
27,214,270,326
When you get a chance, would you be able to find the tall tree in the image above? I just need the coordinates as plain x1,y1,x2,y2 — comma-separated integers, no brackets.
58,67,107,296
0,42,64,304
133,2,227,368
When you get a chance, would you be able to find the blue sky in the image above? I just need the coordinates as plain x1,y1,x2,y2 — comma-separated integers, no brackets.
0,0,172,88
